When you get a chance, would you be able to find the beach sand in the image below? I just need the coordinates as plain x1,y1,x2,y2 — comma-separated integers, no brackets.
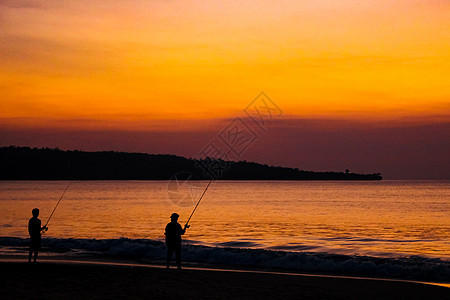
0,259,448,299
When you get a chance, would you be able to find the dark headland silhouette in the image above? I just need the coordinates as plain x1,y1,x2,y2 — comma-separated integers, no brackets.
0,146,382,180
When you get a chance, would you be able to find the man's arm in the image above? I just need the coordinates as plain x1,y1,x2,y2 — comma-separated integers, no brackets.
28,219,32,236
181,224,189,235
164,224,169,235
39,220,47,231
164,224,169,244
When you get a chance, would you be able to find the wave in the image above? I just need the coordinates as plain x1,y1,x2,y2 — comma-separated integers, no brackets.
0,237,448,282
319,236,438,243
216,241,263,248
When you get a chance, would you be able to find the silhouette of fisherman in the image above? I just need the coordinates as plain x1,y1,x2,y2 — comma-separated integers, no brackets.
165,213,189,269
28,208,47,263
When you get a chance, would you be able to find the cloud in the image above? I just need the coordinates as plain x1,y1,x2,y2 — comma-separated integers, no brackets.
0,0,50,9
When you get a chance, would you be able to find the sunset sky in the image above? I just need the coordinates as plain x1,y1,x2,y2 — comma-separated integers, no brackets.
1,0,449,179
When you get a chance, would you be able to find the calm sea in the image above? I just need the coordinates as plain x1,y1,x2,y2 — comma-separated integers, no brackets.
0,180,449,260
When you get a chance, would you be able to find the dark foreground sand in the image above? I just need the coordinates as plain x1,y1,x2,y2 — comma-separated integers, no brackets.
0,261,448,300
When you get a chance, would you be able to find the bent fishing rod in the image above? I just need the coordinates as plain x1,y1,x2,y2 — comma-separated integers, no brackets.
42,181,72,233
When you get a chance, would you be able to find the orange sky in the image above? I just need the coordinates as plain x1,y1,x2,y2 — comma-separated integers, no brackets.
0,1,449,179
0,0,449,131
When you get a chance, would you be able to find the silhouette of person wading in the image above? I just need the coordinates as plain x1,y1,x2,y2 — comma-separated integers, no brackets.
165,213,189,269
28,208,47,263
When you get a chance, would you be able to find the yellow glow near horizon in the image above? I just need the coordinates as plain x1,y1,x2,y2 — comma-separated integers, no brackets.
0,0,449,130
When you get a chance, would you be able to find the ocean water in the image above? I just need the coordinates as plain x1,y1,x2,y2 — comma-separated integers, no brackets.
0,180,448,259
0,181,449,281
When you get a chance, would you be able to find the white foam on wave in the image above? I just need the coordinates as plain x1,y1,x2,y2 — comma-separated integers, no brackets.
0,237,448,282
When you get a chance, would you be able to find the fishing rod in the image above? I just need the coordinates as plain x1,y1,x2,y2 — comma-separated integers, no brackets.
42,181,72,233
184,147,234,229
184,147,233,229
184,179,213,229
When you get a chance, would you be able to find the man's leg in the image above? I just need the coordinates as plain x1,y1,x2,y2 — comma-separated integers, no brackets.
167,247,174,268
33,250,38,262
175,246,182,269
28,248,33,263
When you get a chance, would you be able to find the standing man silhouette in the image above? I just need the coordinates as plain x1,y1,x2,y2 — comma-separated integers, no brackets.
28,208,47,263
165,213,189,269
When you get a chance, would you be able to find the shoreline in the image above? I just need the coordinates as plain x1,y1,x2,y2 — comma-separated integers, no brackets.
1,256,449,289
1,237,449,284
1,258,448,300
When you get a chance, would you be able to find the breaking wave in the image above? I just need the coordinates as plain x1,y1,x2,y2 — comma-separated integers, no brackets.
0,237,448,282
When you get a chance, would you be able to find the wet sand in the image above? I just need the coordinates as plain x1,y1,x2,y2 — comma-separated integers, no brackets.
0,260,448,299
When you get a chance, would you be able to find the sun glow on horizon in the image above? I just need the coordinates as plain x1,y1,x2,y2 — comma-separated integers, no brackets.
0,0,449,131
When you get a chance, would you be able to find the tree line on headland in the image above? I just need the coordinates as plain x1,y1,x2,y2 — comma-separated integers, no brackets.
0,146,382,180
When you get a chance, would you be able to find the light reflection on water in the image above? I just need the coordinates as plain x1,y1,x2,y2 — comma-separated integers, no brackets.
0,180,448,259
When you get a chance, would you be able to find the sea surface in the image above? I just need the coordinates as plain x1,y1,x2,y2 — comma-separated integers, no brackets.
0,180,449,281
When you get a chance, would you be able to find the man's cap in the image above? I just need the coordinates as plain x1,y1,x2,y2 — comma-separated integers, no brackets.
170,213,179,219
